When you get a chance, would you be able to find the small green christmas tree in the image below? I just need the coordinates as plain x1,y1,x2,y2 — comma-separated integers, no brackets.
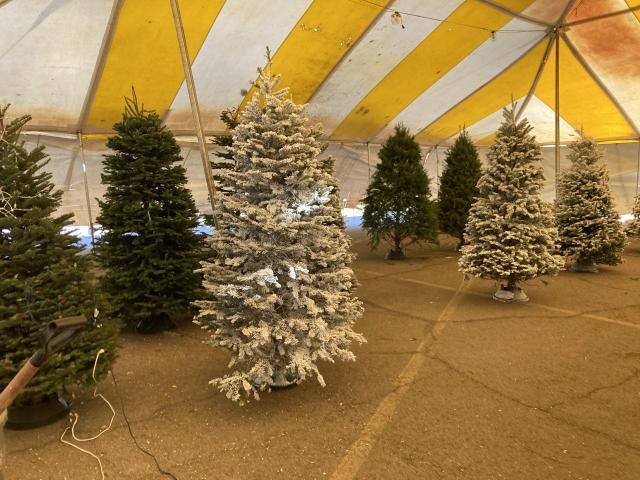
556,136,627,271
459,106,563,302
362,125,437,259
95,92,203,333
0,106,118,406
626,193,640,238
211,108,239,198
438,131,482,248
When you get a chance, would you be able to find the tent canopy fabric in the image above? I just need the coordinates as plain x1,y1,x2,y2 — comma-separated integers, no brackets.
1,0,639,147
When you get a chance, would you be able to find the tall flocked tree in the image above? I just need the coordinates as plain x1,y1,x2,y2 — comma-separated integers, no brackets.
0,106,118,411
362,125,438,259
459,106,563,302
556,136,627,271
438,131,482,248
95,92,203,333
195,56,364,404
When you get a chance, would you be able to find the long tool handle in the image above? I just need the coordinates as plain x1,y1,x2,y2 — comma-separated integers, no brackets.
0,360,39,414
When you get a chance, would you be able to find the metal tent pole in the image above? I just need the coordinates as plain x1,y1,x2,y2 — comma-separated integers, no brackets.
554,31,560,193
636,141,640,198
366,141,371,185
435,146,440,193
78,134,95,246
169,0,219,229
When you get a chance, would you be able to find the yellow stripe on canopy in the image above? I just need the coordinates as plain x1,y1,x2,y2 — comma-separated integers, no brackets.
331,0,535,141
239,0,392,108
85,0,224,132
534,37,636,140
625,0,640,22
477,133,496,145
415,40,548,144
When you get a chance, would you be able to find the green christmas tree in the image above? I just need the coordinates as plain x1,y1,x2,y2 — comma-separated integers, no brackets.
556,136,627,272
362,125,438,259
211,108,239,198
0,106,118,406
459,107,563,302
95,93,203,333
438,131,482,247
626,193,640,238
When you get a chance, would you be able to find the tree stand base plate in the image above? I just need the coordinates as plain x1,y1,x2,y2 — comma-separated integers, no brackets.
569,262,598,273
385,249,406,260
268,371,299,391
493,286,529,303
5,395,70,430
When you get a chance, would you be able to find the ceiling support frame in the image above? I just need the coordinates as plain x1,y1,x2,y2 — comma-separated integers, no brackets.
411,35,547,143
560,32,640,139
554,31,561,190
516,32,556,121
78,134,95,245
169,0,219,229
77,0,123,132
563,5,640,27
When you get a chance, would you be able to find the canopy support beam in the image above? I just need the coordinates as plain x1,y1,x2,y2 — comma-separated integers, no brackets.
563,5,640,27
63,147,79,192
477,0,553,27
413,36,547,143
552,0,579,193
554,31,561,191
169,0,219,229
561,32,640,139
77,0,123,132
516,32,556,121
78,134,95,246
636,142,640,198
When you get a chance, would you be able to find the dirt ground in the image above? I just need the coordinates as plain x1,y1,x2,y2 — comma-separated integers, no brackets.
4,232,640,480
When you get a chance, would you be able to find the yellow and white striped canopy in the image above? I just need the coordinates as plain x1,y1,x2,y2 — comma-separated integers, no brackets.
1,0,639,147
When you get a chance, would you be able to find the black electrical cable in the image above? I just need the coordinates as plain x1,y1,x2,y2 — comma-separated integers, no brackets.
346,0,546,33
109,368,178,480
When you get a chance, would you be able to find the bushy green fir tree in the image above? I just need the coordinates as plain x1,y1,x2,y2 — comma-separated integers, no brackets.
0,106,118,406
459,106,563,302
211,108,239,198
626,193,640,238
95,93,202,333
556,136,627,271
195,59,364,404
438,131,482,247
362,125,437,259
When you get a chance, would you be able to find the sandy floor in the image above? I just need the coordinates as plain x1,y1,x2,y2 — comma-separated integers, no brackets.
4,232,640,480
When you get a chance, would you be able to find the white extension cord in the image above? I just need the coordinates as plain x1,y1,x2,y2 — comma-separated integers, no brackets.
60,348,116,480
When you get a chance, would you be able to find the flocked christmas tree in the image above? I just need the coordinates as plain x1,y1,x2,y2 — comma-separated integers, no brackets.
626,193,640,238
195,54,364,404
555,136,627,272
362,125,438,259
459,106,563,302
438,130,482,248
0,106,118,406
95,92,203,333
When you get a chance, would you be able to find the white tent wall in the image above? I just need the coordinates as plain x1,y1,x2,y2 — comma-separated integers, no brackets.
24,136,640,227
